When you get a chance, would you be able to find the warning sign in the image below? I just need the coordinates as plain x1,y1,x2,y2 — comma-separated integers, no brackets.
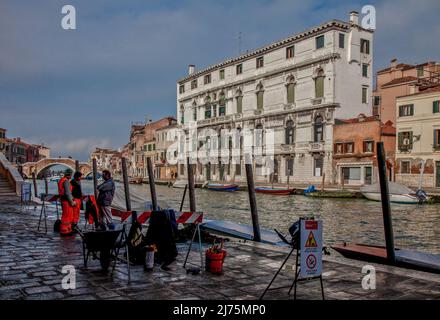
305,231,317,248
299,219,322,279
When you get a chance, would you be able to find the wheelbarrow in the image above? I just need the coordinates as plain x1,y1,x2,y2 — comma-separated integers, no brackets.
77,227,128,275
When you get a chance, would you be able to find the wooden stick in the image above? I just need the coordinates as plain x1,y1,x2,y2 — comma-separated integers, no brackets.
245,153,261,242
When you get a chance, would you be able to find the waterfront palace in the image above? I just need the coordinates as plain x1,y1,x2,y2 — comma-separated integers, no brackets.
176,12,374,185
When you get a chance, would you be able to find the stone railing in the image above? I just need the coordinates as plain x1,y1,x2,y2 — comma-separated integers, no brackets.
197,115,232,126
279,144,295,153
309,142,325,152
0,152,24,196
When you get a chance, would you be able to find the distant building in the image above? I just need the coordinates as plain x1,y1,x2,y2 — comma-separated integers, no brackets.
0,128,6,155
155,123,179,180
395,85,440,188
34,144,51,160
128,117,177,178
333,114,396,186
373,59,440,124
177,12,374,184
90,147,120,172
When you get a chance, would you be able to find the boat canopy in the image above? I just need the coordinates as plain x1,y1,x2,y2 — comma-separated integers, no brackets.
360,182,415,195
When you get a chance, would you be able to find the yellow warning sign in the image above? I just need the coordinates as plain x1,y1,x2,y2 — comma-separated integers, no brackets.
305,231,318,248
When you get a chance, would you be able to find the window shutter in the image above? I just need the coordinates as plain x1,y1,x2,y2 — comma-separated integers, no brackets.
257,92,264,110
434,101,439,113
398,132,403,147
315,77,324,98
410,104,414,116
435,130,439,147
287,84,295,103
409,131,413,147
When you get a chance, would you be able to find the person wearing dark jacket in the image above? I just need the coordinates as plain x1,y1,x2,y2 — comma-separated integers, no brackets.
97,170,115,230
71,171,83,231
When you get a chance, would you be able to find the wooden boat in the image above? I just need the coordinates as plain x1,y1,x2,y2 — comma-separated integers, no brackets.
360,182,425,204
206,183,239,192
255,187,296,195
129,178,143,184
331,243,440,274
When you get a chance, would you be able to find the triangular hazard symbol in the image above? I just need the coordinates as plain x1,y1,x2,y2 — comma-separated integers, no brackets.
305,231,317,248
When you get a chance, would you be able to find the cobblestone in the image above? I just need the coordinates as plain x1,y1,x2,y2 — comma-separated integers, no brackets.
1,198,440,300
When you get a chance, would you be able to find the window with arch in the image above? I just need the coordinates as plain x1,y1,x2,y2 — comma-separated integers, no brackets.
314,115,324,142
193,106,197,121
285,120,294,145
219,92,226,116
180,105,184,124
286,81,295,104
314,70,325,98
256,85,264,110
236,90,243,113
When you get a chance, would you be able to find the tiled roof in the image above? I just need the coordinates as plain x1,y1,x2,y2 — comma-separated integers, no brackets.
377,63,413,74
335,114,379,124
381,76,418,87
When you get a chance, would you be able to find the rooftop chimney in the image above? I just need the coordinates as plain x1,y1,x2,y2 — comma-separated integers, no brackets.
349,11,359,25
188,64,195,75
391,58,397,69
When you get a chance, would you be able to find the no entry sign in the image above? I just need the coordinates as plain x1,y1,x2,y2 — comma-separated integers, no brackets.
300,219,323,279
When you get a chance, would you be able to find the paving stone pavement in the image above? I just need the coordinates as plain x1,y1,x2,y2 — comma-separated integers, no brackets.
1,198,440,300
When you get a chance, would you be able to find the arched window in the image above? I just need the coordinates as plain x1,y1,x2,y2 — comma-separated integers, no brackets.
285,120,294,145
286,77,296,104
314,115,324,142
192,102,197,121
180,105,184,124
314,70,325,98
256,83,264,110
219,92,226,116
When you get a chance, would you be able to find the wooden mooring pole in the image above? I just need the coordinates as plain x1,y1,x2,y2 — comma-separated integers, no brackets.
92,158,98,200
187,157,196,212
245,154,261,242
31,171,38,199
44,173,48,195
146,157,158,211
377,142,396,263
121,157,131,212
75,160,80,173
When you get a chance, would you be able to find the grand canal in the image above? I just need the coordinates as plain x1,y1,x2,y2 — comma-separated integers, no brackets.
35,179,440,254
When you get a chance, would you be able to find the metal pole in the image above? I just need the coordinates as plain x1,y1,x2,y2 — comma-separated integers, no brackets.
187,157,196,212
92,158,98,200
75,160,80,173
146,157,157,211
32,171,38,199
377,142,396,263
121,157,131,211
245,153,261,242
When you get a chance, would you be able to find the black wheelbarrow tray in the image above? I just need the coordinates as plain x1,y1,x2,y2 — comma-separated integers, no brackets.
79,230,123,272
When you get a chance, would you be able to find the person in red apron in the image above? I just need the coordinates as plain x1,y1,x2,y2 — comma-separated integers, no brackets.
58,169,76,236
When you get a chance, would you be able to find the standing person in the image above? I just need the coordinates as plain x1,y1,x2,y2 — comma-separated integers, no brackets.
97,170,116,230
71,171,83,231
58,169,76,236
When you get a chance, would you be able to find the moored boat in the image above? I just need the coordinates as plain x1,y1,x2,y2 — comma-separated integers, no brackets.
360,182,427,204
172,180,187,188
206,183,239,192
255,187,296,195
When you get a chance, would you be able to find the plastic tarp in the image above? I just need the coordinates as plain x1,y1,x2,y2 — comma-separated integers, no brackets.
111,186,168,212
360,181,415,195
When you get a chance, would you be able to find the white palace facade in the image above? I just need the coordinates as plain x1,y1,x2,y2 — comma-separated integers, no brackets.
176,12,374,185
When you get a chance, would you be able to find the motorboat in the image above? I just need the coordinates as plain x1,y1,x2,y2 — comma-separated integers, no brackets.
360,182,428,204
205,183,239,192
172,180,188,189
255,187,296,195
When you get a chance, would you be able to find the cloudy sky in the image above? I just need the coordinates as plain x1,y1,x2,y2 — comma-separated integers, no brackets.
1,0,439,160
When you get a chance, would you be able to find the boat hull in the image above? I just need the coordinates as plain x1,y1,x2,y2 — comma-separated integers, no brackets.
206,184,239,192
362,192,420,204
255,187,295,195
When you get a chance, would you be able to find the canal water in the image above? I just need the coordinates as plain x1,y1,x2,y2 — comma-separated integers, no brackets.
35,179,440,254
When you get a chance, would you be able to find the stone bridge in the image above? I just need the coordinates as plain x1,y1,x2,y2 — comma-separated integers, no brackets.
21,158,92,178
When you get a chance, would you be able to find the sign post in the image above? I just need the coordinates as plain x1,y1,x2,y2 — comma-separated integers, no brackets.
299,219,322,279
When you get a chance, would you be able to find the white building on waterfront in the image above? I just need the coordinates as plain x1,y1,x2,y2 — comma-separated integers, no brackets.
176,12,374,184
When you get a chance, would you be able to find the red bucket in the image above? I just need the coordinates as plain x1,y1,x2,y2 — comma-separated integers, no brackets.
205,249,227,274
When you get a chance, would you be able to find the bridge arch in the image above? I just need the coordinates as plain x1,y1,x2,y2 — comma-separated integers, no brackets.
21,158,92,179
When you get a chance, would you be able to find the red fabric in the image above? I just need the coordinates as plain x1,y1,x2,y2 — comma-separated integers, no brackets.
57,177,72,196
60,200,73,234
72,198,81,224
